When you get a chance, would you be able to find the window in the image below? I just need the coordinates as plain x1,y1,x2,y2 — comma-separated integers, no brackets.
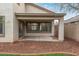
40,23,51,32
31,23,38,30
27,23,39,33
27,22,51,33
0,16,4,36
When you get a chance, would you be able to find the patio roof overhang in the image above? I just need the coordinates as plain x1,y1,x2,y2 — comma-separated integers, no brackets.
16,13,66,20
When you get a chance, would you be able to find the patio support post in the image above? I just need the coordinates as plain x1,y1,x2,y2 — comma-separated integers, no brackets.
58,18,64,42
52,20,54,37
24,21,26,36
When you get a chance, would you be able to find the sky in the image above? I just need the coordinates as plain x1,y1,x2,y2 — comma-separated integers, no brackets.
37,3,78,20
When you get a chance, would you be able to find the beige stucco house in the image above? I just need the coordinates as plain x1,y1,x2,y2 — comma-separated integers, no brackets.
64,15,79,42
0,3,66,42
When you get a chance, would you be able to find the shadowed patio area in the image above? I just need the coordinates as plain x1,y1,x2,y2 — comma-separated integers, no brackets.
0,38,79,55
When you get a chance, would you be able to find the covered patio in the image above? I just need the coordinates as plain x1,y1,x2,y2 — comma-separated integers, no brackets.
16,13,65,42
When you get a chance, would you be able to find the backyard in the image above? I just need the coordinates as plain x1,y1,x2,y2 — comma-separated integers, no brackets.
0,38,78,56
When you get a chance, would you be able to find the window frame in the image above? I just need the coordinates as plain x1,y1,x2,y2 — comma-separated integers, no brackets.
0,16,5,37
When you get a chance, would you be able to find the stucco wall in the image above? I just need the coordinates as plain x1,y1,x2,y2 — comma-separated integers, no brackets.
25,4,48,13
0,3,20,42
14,3,25,13
13,4,20,41
0,3,14,42
64,22,79,42
14,3,49,13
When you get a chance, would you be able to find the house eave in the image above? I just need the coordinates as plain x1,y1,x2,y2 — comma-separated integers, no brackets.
16,13,66,17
